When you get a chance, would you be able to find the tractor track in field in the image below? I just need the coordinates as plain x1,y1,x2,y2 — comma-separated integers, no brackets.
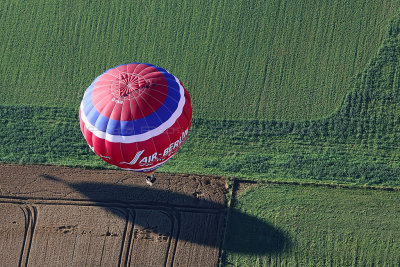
0,164,228,267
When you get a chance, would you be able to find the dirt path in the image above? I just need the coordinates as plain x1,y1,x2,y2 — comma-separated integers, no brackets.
0,164,227,267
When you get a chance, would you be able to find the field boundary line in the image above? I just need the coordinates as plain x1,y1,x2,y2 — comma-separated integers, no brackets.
233,178,400,191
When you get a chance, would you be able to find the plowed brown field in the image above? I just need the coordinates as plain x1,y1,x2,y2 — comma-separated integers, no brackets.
0,164,227,267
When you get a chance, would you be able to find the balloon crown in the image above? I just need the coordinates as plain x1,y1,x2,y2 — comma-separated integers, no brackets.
114,73,151,97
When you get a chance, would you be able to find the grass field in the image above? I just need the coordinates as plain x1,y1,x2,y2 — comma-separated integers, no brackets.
223,183,400,266
2,16,400,187
0,0,397,120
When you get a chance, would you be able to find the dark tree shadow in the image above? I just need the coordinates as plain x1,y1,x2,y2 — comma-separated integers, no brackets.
41,174,290,254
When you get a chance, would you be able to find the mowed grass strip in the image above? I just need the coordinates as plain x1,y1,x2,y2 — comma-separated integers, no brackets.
0,0,398,120
223,184,400,266
2,105,400,187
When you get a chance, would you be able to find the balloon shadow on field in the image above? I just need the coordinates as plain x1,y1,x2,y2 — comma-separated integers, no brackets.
223,209,290,255
41,174,290,255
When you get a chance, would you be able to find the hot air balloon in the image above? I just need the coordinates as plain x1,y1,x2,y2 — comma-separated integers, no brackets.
79,63,192,185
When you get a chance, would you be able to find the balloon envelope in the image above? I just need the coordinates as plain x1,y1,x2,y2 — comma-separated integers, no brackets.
79,63,192,173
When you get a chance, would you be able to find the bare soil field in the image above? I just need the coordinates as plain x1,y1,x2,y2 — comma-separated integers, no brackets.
0,164,227,267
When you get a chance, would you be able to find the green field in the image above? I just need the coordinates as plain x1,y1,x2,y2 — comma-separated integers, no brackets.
2,17,400,187
223,183,400,266
0,0,397,120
